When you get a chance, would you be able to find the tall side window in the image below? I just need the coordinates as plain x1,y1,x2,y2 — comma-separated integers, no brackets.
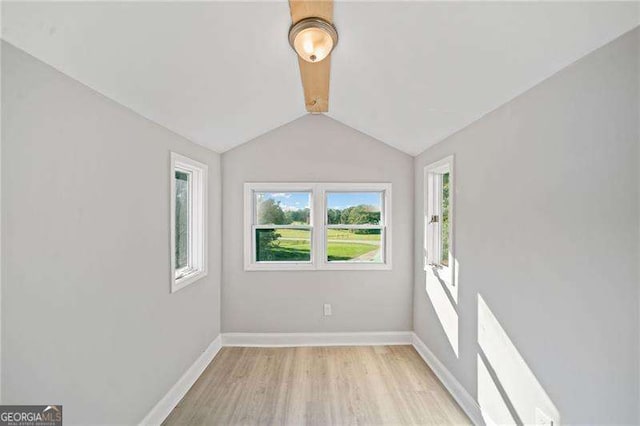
171,152,208,292
425,155,454,285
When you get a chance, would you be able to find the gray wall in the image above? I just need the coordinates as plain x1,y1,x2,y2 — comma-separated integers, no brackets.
1,42,222,424
413,28,640,424
222,115,414,333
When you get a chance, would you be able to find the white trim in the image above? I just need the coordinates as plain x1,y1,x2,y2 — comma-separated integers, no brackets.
139,335,222,426
244,182,392,271
244,183,315,271
411,333,485,426
170,152,208,293
222,331,412,347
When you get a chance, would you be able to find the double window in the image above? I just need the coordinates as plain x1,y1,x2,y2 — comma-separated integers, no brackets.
171,152,208,292
424,155,454,285
244,183,391,271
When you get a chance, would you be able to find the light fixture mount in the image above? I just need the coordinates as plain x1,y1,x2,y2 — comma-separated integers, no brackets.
289,17,338,63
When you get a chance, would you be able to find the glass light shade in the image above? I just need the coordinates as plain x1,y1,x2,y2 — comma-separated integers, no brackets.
289,18,338,63
293,28,333,63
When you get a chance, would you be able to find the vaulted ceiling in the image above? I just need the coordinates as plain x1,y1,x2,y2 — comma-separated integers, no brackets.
2,1,638,155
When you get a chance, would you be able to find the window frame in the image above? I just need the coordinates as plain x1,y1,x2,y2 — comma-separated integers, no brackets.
244,182,392,271
319,183,391,271
170,152,208,293
244,183,316,271
424,155,455,286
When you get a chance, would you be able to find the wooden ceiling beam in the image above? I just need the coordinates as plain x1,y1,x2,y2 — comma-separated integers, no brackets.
289,0,334,113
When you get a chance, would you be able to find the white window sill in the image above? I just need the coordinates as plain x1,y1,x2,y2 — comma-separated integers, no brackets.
245,262,392,271
245,262,316,271
172,270,207,292
319,262,392,271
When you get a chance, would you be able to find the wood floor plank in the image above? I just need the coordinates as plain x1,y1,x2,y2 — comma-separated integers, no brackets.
163,345,470,425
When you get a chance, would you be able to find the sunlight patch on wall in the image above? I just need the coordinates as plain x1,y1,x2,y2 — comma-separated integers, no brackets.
477,294,560,425
425,265,459,357
477,353,518,424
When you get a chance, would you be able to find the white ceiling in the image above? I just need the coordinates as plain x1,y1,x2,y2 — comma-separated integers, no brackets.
2,1,639,156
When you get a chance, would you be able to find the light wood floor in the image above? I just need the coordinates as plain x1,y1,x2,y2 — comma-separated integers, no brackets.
163,345,470,425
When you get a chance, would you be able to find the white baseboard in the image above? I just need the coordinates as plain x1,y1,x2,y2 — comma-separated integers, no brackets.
411,332,485,426
222,331,413,347
139,335,222,426
139,332,482,425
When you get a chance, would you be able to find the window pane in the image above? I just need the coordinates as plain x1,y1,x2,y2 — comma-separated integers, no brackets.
441,172,450,266
327,192,382,225
256,228,311,262
256,192,311,225
327,228,382,262
175,170,190,271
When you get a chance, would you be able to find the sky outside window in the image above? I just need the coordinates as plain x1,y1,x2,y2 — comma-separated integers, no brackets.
326,192,382,211
257,192,310,212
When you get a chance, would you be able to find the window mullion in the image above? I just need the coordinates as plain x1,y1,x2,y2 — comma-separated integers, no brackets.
315,185,324,267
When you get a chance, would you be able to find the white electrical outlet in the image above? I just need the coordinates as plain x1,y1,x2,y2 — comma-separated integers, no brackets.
535,408,554,426
323,303,332,316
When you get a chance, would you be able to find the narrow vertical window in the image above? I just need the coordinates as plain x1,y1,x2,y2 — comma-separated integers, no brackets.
175,170,191,273
440,172,450,267
425,156,454,285
171,152,208,292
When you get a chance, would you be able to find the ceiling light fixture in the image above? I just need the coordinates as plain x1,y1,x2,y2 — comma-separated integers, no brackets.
288,17,338,63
